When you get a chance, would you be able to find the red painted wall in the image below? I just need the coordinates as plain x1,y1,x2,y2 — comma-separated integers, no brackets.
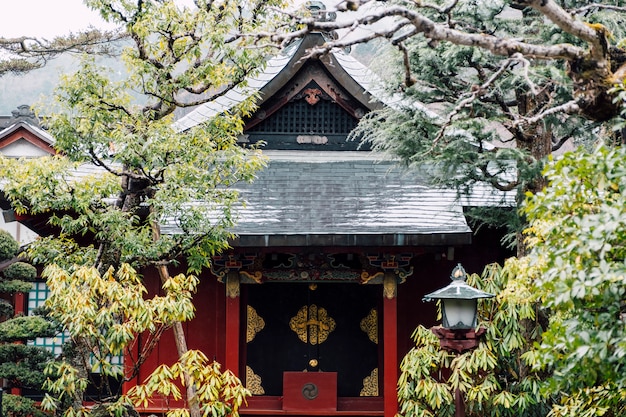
128,267,226,390
129,227,511,415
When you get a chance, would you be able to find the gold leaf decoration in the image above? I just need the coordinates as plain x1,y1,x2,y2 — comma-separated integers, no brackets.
289,304,336,345
360,368,379,397
247,305,265,343
360,308,378,344
246,366,265,395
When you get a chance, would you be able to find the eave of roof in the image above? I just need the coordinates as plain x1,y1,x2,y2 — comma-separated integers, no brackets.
0,121,55,146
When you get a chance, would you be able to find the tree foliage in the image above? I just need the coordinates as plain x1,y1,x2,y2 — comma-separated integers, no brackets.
399,145,626,417
522,145,626,417
399,262,548,417
277,0,626,246
0,1,290,416
1,395,48,417
40,264,249,417
0,230,58,417
0,29,126,77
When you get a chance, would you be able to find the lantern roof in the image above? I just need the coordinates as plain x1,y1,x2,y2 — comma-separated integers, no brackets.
423,264,495,301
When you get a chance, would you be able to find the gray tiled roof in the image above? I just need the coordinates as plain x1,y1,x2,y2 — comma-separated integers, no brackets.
176,151,473,247
50,151,471,247
172,40,302,132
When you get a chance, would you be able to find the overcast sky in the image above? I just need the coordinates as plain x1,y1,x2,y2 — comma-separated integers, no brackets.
2,0,119,38
2,0,328,38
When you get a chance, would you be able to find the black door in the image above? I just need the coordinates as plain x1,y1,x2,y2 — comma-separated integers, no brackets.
244,282,380,397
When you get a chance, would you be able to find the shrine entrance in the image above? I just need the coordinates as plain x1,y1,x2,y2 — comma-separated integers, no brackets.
243,282,380,397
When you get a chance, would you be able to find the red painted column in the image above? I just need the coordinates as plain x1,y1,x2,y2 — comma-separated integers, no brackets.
224,272,240,377
383,274,398,417
14,291,25,315
12,292,26,395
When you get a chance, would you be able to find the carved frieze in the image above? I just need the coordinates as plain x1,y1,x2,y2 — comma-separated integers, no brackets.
226,271,240,298
383,272,397,300
212,252,415,285
360,368,379,397
246,366,265,395
366,253,414,284
302,88,323,105
211,253,257,282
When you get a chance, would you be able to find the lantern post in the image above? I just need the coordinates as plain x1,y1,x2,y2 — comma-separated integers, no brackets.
423,263,494,417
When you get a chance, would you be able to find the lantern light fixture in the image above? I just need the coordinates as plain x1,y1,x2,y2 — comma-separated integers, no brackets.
423,263,494,330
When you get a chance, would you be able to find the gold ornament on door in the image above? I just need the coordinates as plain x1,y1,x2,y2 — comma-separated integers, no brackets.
289,304,336,345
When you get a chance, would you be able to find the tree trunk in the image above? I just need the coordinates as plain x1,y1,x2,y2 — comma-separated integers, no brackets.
151,226,201,417
114,176,201,417
514,90,552,257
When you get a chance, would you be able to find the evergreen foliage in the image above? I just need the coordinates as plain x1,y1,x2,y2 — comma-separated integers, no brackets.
0,299,13,318
285,0,626,248
0,231,58,417
0,230,19,260
3,262,37,281
1,394,47,417
0,1,292,417
0,280,36,294
0,344,55,388
0,316,58,342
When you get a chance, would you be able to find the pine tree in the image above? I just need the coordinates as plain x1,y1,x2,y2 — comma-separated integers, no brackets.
0,230,57,417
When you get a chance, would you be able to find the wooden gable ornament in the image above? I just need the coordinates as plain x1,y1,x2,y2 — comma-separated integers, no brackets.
239,32,383,151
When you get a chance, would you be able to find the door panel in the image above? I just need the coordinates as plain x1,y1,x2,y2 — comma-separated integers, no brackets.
245,283,379,397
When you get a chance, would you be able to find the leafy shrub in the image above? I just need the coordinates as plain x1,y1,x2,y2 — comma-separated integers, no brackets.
0,230,19,261
0,316,58,342
1,393,47,417
0,299,14,318
2,262,37,281
0,280,35,294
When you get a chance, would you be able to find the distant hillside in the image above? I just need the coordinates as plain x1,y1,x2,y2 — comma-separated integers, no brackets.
0,52,126,115
1,40,383,118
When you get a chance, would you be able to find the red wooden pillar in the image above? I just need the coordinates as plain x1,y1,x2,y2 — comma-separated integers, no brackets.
224,271,240,377
13,291,25,315
383,273,398,417
12,292,26,395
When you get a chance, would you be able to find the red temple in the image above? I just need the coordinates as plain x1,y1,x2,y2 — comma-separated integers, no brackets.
0,31,512,417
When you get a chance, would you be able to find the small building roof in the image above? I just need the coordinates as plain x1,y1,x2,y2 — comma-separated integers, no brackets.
0,121,55,158
0,105,55,157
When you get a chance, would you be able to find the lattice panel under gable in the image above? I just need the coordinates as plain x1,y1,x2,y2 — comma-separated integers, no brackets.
248,90,359,135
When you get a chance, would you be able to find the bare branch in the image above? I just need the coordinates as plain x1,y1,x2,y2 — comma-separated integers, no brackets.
434,54,524,146
270,2,587,62
514,0,608,62
515,99,582,126
572,3,626,16
552,134,573,152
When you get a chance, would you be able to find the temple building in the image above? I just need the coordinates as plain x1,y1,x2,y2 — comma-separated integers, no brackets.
0,25,512,417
